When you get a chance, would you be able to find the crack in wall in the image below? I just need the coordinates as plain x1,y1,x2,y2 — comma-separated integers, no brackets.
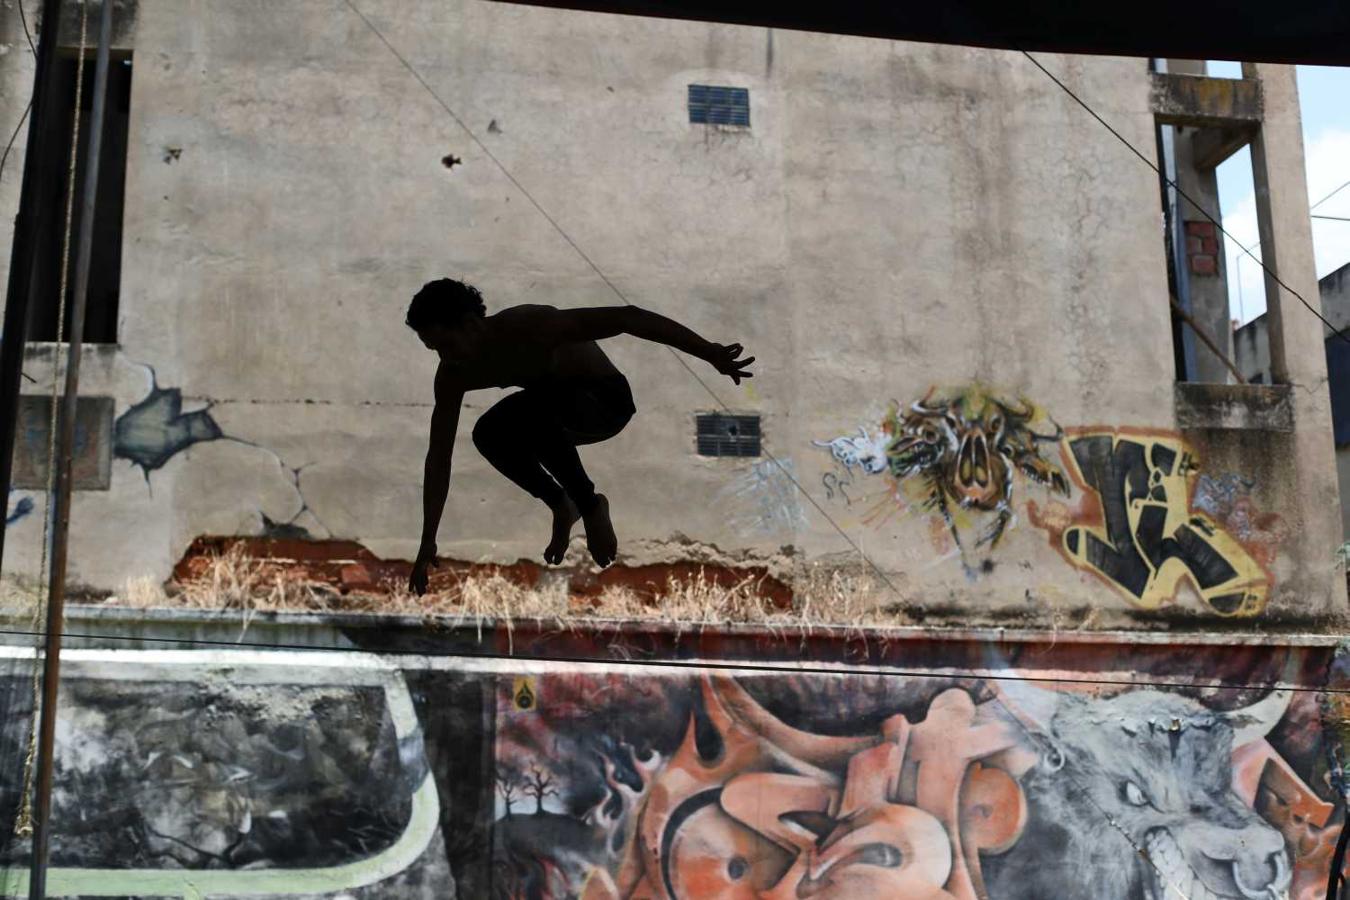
115,363,331,540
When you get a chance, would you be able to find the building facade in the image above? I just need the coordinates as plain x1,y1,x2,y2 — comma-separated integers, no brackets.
1,1,1348,896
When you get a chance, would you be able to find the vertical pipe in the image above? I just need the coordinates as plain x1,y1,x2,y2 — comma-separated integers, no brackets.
0,0,68,574
28,0,114,895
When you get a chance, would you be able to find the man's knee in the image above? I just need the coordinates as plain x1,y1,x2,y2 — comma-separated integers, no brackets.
471,410,502,454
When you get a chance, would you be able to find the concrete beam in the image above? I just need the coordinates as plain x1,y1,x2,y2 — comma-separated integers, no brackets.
1174,383,1294,431
1191,123,1259,170
1151,73,1263,128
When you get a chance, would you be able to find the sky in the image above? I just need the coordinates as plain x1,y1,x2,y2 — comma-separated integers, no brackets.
1209,62,1350,325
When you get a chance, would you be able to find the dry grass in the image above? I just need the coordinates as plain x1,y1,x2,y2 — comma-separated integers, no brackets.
0,573,44,622
99,543,908,640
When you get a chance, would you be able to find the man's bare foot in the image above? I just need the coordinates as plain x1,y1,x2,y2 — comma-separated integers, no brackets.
544,497,580,565
582,494,618,567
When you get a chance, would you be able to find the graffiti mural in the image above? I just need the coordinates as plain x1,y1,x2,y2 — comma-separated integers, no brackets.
716,458,808,537
819,387,1284,614
817,386,1069,576
491,654,1337,900
1,638,1346,898
1030,430,1272,616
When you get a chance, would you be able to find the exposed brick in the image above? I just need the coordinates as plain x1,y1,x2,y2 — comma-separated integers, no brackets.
1190,253,1218,275
1201,236,1219,255
1185,220,1217,238
340,563,376,593
1186,236,1204,254
172,536,792,607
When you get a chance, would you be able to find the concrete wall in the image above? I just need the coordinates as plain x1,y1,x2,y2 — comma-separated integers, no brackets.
0,613,1347,898
1321,261,1350,335
1,0,1344,627
1236,263,1350,540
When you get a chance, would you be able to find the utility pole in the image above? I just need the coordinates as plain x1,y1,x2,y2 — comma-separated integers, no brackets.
28,0,116,895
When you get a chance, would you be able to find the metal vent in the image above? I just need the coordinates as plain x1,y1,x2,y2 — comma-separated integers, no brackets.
688,85,750,126
696,413,761,457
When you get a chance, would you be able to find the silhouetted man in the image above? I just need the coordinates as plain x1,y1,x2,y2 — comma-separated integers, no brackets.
406,278,754,595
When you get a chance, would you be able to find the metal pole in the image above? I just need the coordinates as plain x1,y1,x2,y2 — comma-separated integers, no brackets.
28,0,114,895
0,0,68,574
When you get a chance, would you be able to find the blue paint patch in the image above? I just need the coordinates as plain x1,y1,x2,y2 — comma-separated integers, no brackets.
114,378,223,477
5,494,34,526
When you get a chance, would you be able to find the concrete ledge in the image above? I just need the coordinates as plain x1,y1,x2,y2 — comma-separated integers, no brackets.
5,603,1342,652
1174,382,1295,431
1151,72,1263,128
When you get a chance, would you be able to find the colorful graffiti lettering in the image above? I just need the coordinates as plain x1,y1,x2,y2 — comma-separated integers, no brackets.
1032,430,1271,616
817,385,1069,576
494,665,1321,900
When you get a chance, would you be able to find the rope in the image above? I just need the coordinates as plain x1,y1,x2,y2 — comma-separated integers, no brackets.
13,0,88,840
341,0,908,604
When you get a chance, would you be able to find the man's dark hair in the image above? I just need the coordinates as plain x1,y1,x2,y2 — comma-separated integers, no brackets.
406,278,487,331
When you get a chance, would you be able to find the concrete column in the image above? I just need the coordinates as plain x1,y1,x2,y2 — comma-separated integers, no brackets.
1167,60,1235,385
1244,61,1346,608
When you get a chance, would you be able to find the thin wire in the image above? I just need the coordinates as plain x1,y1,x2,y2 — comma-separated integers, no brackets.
1312,179,1350,212
340,0,908,603
15,0,36,56
1020,50,1350,348
0,102,34,187
1312,215,1350,223
0,624,1335,695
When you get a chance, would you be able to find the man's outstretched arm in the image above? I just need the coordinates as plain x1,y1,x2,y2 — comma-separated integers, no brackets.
411,376,463,595
532,305,755,383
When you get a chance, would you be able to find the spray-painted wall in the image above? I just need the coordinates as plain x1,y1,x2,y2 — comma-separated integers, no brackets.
0,1,1342,625
1,615,1348,898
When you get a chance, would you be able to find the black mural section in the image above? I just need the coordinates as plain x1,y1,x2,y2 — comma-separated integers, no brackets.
405,669,494,898
0,676,414,870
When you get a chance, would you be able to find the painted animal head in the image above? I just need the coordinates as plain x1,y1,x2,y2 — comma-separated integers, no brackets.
988,680,1292,900
885,388,1069,513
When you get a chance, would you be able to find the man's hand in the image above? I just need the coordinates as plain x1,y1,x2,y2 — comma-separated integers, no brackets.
705,342,755,385
409,543,438,596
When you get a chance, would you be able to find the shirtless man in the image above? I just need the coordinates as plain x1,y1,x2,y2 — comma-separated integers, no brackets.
406,278,754,595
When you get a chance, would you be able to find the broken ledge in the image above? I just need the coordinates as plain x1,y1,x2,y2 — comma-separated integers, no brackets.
1174,382,1294,432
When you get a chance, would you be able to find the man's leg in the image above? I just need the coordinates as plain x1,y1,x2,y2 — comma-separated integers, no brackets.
536,378,635,567
471,392,579,564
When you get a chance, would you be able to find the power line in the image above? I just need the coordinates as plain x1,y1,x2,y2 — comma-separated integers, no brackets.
1020,50,1350,348
0,625,1331,695
340,0,908,604
1313,214,1350,223
1312,179,1350,212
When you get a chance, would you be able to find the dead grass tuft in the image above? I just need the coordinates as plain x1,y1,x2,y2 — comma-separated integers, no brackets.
95,543,908,638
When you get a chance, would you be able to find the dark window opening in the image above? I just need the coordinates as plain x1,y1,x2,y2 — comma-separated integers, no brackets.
27,53,132,344
688,85,750,127
697,414,761,457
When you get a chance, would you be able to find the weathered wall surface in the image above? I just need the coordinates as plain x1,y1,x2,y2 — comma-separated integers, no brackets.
1,1,1343,625
0,616,1348,898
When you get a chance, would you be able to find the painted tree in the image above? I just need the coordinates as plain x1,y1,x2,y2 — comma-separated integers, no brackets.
523,767,558,815
496,772,523,816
